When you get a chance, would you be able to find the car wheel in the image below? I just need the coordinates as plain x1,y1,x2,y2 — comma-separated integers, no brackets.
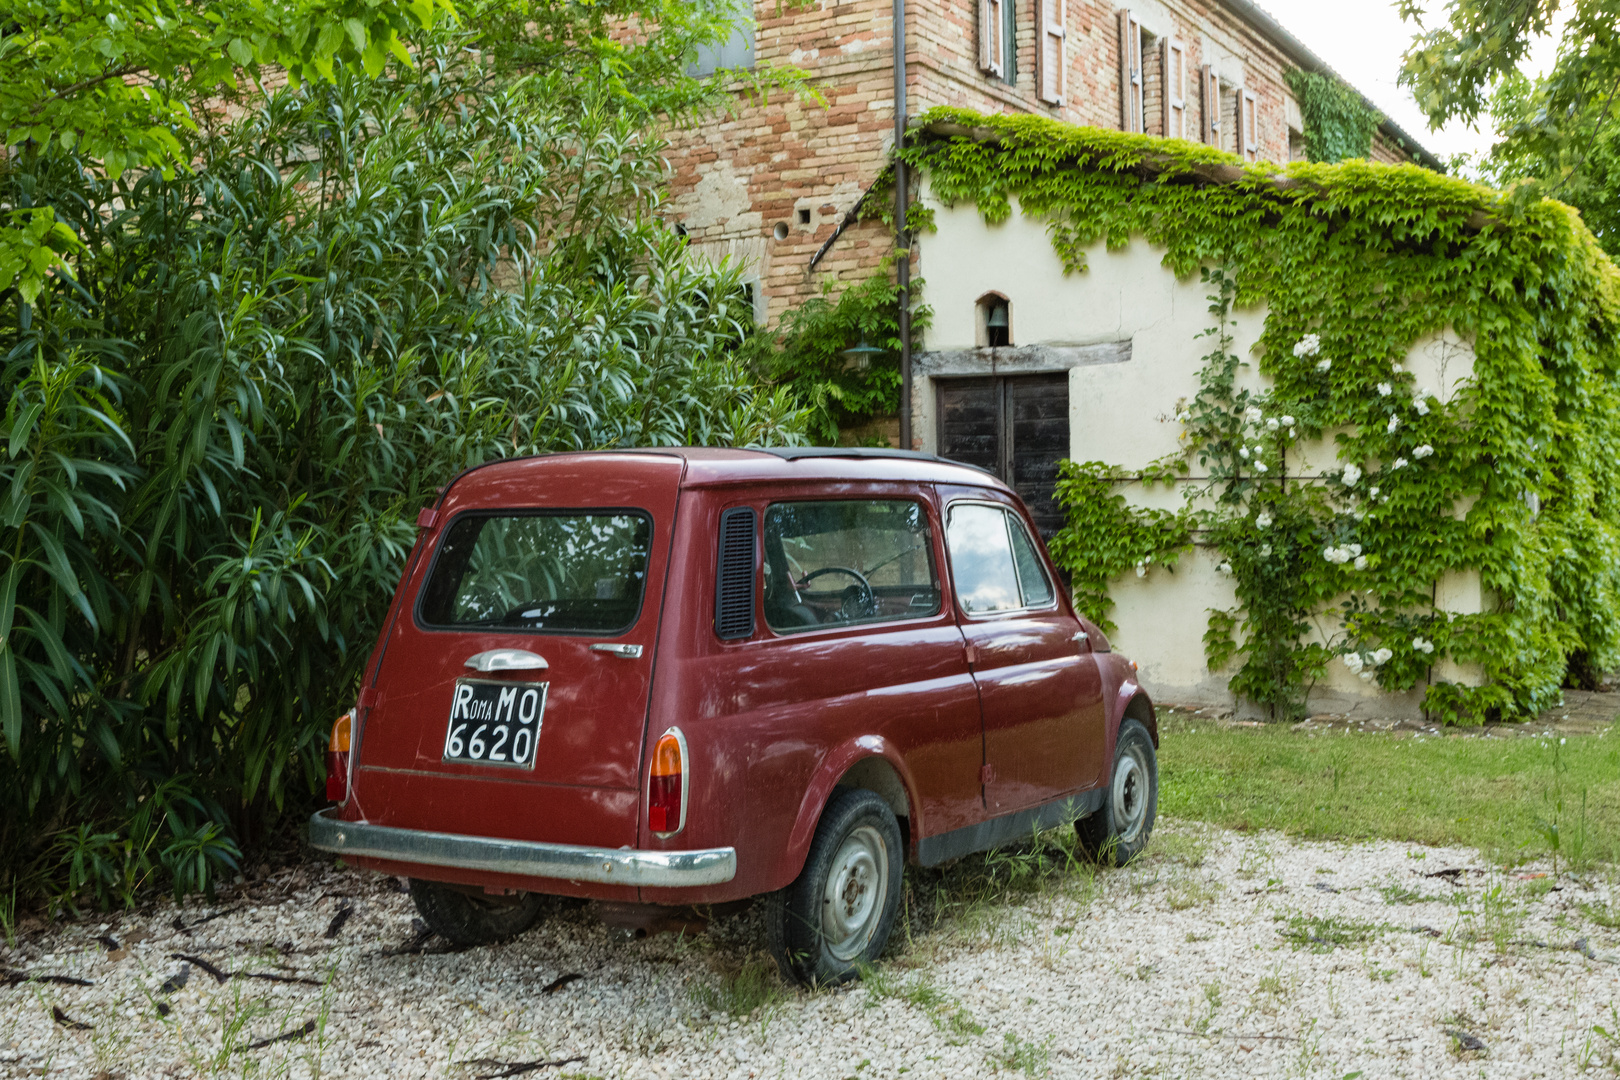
408,879,545,946
1076,717,1157,866
765,787,904,987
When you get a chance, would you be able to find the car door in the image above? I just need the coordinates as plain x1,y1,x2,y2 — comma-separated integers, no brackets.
941,490,1107,814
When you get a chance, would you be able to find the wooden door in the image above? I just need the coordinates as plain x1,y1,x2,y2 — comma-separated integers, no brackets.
936,374,1070,539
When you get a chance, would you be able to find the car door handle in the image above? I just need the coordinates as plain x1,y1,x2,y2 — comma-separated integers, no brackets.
1072,630,1089,643
464,649,549,672
590,643,644,659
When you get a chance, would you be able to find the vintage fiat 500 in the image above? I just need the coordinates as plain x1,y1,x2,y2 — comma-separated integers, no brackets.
310,447,1158,984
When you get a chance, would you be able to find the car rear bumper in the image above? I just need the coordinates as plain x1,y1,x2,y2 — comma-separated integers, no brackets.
307,809,737,887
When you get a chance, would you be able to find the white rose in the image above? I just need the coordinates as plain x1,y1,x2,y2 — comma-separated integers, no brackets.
1245,406,1264,424
1216,561,1233,575
1254,461,1268,473
1413,398,1430,416
1387,415,1400,434
1359,670,1375,681
1135,562,1147,578
1281,415,1296,426
1413,637,1435,654
1372,648,1394,666
1267,417,1280,431
1395,458,1409,470
1349,544,1362,557
1369,486,1380,498
1353,555,1368,571
1259,543,1272,557
1343,653,1365,674
1256,512,1274,528
1293,334,1321,358
1413,444,1434,459
1316,358,1332,373
1342,464,1362,487
1239,446,1251,459
1289,427,1297,438
1377,382,1392,396
1392,362,1404,373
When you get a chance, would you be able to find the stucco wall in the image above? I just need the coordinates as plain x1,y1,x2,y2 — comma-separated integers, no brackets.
912,180,1486,715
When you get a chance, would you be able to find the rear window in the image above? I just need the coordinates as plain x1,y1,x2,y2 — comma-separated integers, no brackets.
417,511,652,634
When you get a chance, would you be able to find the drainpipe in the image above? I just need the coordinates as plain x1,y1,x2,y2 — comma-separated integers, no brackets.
893,0,912,450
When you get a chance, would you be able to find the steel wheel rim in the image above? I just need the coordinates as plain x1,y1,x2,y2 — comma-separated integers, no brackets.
1112,745,1149,845
821,824,889,961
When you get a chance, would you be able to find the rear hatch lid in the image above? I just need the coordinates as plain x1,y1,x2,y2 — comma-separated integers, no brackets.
351,453,683,849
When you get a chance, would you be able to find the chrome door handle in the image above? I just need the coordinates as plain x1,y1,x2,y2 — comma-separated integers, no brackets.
590,643,644,659
1072,630,1089,643
464,649,548,672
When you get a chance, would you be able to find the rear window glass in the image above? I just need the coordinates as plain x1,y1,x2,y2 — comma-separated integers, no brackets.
763,500,940,633
418,512,652,634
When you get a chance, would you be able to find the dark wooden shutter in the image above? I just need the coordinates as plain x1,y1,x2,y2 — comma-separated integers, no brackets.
714,507,756,640
938,378,1000,475
1006,374,1069,538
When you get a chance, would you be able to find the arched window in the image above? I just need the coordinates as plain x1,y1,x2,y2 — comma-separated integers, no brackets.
976,293,1011,348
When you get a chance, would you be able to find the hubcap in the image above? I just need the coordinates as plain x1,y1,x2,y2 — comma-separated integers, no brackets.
821,825,889,961
1112,744,1149,844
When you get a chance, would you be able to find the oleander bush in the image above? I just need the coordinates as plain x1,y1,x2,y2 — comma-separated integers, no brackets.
0,11,806,908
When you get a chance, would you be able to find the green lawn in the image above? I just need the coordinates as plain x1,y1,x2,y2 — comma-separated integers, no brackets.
1156,715,1620,867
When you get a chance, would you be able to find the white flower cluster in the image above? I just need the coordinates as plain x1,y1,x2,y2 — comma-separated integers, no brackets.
1413,636,1435,654
1281,414,1297,437
1413,393,1431,416
1392,457,1408,470
1216,561,1233,575
1135,562,1148,578
1322,542,1363,565
1293,334,1321,358
1256,512,1274,529
1342,648,1394,680
1413,444,1434,459
1386,414,1400,434
1267,417,1280,431
1317,358,1332,373
1244,405,1264,424
1377,382,1392,397
1341,464,1362,487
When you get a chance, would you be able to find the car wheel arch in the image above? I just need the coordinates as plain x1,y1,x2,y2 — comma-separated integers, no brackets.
776,740,920,890
1123,690,1158,749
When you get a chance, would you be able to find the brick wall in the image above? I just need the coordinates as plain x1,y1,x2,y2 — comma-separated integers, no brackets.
662,0,1430,325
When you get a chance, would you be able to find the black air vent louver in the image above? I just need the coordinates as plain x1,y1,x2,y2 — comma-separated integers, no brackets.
714,507,757,640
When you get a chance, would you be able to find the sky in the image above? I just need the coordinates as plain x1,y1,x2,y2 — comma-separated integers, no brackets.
1254,0,1567,164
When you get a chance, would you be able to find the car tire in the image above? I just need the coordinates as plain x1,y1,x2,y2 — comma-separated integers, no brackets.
1076,718,1157,866
765,787,904,987
408,879,545,946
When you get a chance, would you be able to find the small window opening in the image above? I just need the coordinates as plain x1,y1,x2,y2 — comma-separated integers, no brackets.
797,208,811,225
674,223,689,238
976,294,1012,348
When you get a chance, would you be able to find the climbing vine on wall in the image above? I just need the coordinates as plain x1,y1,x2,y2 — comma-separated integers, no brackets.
903,107,1620,723
1283,69,1383,163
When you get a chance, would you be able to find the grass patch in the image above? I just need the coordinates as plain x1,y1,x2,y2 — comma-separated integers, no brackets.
864,967,985,1040
1581,900,1620,929
691,956,787,1018
1158,716,1620,864
1378,879,1443,905
991,1032,1054,1077
1277,914,1392,952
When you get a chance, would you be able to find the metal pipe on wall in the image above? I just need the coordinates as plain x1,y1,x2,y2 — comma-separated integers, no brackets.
893,0,911,450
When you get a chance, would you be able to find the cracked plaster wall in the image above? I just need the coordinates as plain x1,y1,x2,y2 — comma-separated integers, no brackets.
913,180,1486,716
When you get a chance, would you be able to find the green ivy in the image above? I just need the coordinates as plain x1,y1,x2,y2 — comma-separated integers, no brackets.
1283,70,1383,164
902,107,1620,723
751,265,930,444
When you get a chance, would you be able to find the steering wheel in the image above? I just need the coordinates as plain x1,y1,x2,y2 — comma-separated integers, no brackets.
798,566,877,621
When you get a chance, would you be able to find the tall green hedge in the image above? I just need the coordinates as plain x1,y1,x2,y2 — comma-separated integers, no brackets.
903,108,1620,722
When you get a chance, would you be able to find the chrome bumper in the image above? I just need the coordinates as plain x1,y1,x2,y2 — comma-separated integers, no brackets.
307,810,737,888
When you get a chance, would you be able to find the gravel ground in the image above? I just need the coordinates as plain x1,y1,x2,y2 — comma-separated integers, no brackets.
4,823,1617,1079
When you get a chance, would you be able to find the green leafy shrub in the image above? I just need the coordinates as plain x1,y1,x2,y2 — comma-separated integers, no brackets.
0,23,806,905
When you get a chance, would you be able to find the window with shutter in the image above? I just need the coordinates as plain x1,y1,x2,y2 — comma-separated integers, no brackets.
1037,0,1065,105
1240,89,1258,161
1118,9,1143,133
1201,64,1221,147
714,507,757,640
1161,37,1186,140
979,0,1004,79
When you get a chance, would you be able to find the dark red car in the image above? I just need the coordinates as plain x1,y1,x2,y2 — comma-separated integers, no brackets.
310,448,1157,984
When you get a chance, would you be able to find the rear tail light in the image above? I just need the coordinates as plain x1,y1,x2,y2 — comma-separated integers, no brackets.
647,727,688,837
325,711,353,803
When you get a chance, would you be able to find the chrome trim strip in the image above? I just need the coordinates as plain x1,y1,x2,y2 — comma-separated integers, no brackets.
307,810,736,887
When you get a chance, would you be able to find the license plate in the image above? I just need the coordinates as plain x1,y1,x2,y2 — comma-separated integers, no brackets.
441,678,548,768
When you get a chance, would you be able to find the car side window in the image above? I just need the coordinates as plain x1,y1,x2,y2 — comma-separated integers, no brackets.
947,503,1056,615
945,503,1022,615
1006,514,1055,607
762,500,941,633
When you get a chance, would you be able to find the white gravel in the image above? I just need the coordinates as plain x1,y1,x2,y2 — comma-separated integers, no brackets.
3,822,1617,1079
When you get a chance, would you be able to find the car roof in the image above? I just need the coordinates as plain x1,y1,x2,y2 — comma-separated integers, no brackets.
453,447,1009,492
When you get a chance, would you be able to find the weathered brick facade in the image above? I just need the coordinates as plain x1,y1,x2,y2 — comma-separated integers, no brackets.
664,0,1433,327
